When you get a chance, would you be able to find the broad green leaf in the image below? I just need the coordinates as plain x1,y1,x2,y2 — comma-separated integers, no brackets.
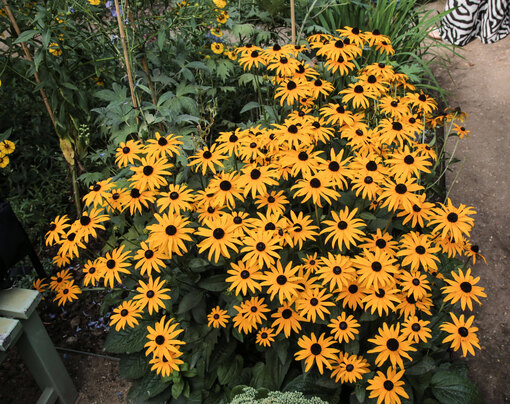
430,370,482,404
104,319,153,354
177,290,203,314
119,353,149,380
13,30,38,44
198,274,227,292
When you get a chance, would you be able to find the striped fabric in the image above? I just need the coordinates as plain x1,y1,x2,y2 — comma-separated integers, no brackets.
439,0,510,45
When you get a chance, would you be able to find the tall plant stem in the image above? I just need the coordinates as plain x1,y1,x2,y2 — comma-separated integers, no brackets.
2,0,56,129
114,0,139,120
290,0,296,44
3,0,82,214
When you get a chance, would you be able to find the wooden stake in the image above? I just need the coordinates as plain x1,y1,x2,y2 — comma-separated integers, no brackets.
290,0,296,44
2,0,57,130
113,0,139,115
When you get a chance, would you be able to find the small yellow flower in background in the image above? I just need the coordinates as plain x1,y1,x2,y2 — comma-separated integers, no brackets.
58,33,64,42
211,42,224,54
32,278,48,295
217,11,228,24
88,0,101,5
224,50,236,60
213,0,226,8
210,27,223,37
48,42,62,56
54,281,82,306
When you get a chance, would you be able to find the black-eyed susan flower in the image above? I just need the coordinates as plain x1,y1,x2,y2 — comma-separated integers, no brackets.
294,332,339,374
320,103,354,126
32,278,47,295
83,178,116,208
70,208,109,243
359,229,398,254
340,82,376,109
115,140,143,167
363,286,401,316
196,215,242,263
133,242,166,277
54,281,81,306
188,144,226,175
378,178,423,212
330,352,370,384
260,261,302,304
296,287,335,322
104,187,128,213
207,306,230,328
397,232,440,272
271,303,304,337
130,156,172,191
452,123,470,139
45,215,70,246
120,187,156,215
398,270,431,300
292,172,340,208
58,231,86,260
82,259,104,287
97,245,131,288
408,92,437,114
367,322,416,369
226,261,264,296
50,269,73,292
134,277,171,314
255,190,289,215
316,253,355,292
464,242,486,265
353,249,399,290
401,316,432,343
428,198,476,241
442,267,486,310
0,139,15,155
149,351,184,377
207,171,245,208
328,313,360,343
110,300,143,331
440,313,480,357
144,132,183,159
239,164,279,198
396,193,434,228
286,211,319,249
237,47,266,71
146,213,194,258
241,230,281,268
233,297,269,334
367,367,409,404
145,316,185,358
337,279,367,310
321,207,365,250
256,327,276,347
274,78,309,106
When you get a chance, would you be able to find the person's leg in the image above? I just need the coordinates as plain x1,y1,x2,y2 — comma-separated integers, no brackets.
440,0,483,46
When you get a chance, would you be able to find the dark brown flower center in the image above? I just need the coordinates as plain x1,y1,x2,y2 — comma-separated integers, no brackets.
143,165,154,176
250,169,261,179
412,323,421,332
460,282,472,293
367,75,376,84
277,275,287,285
337,221,348,230
213,314,220,319
240,270,250,279
158,137,168,146
333,266,342,275
392,122,402,131
348,284,358,294
261,332,268,339
375,288,385,298
364,176,373,184
106,259,116,269
339,321,348,330
213,228,225,239
203,150,212,159
122,147,130,154
386,338,399,351
267,196,276,203
310,343,322,355
287,80,297,90
220,181,231,191
404,155,415,165
415,246,426,254
165,225,177,235
447,213,458,223
298,151,308,161
170,191,179,200
144,249,154,259
384,380,394,391
310,298,319,306
335,40,344,48
395,184,407,194
310,178,321,188
88,267,96,274
146,290,155,298
336,105,345,114
130,188,141,198
233,216,242,224
376,239,387,248
120,309,128,316
366,161,377,171
329,161,340,172
354,85,364,93
288,125,298,134
371,262,382,272
282,309,292,319
346,364,354,372
458,326,469,337
256,242,266,251
155,335,165,345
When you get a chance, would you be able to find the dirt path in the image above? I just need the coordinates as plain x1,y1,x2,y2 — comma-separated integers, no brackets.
428,2,510,402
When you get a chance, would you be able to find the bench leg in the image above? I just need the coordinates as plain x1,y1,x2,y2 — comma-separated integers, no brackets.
17,312,78,404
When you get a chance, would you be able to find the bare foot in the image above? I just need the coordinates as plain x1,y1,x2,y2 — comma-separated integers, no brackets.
428,29,442,40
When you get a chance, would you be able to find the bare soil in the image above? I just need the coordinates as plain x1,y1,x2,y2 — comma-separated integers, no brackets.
428,1,510,402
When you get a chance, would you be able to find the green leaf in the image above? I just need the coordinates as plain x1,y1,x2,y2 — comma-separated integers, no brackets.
177,290,203,314
104,319,153,354
157,29,166,51
354,384,365,402
217,354,243,385
172,378,185,399
240,101,260,114
406,355,436,375
198,274,227,292
430,370,482,404
128,371,170,402
13,30,38,44
120,353,149,380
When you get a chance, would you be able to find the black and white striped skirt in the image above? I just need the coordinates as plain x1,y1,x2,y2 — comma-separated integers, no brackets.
440,0,510,45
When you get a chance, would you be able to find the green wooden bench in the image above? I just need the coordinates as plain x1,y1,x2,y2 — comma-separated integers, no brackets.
0,288,78,404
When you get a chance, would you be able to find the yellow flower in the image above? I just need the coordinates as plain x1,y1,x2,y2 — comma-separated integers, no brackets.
48,42,62,56
211,42,224,54
88,0,101,5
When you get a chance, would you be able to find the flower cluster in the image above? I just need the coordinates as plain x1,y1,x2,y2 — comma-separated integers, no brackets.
41,27,484,401
0,139,15,168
